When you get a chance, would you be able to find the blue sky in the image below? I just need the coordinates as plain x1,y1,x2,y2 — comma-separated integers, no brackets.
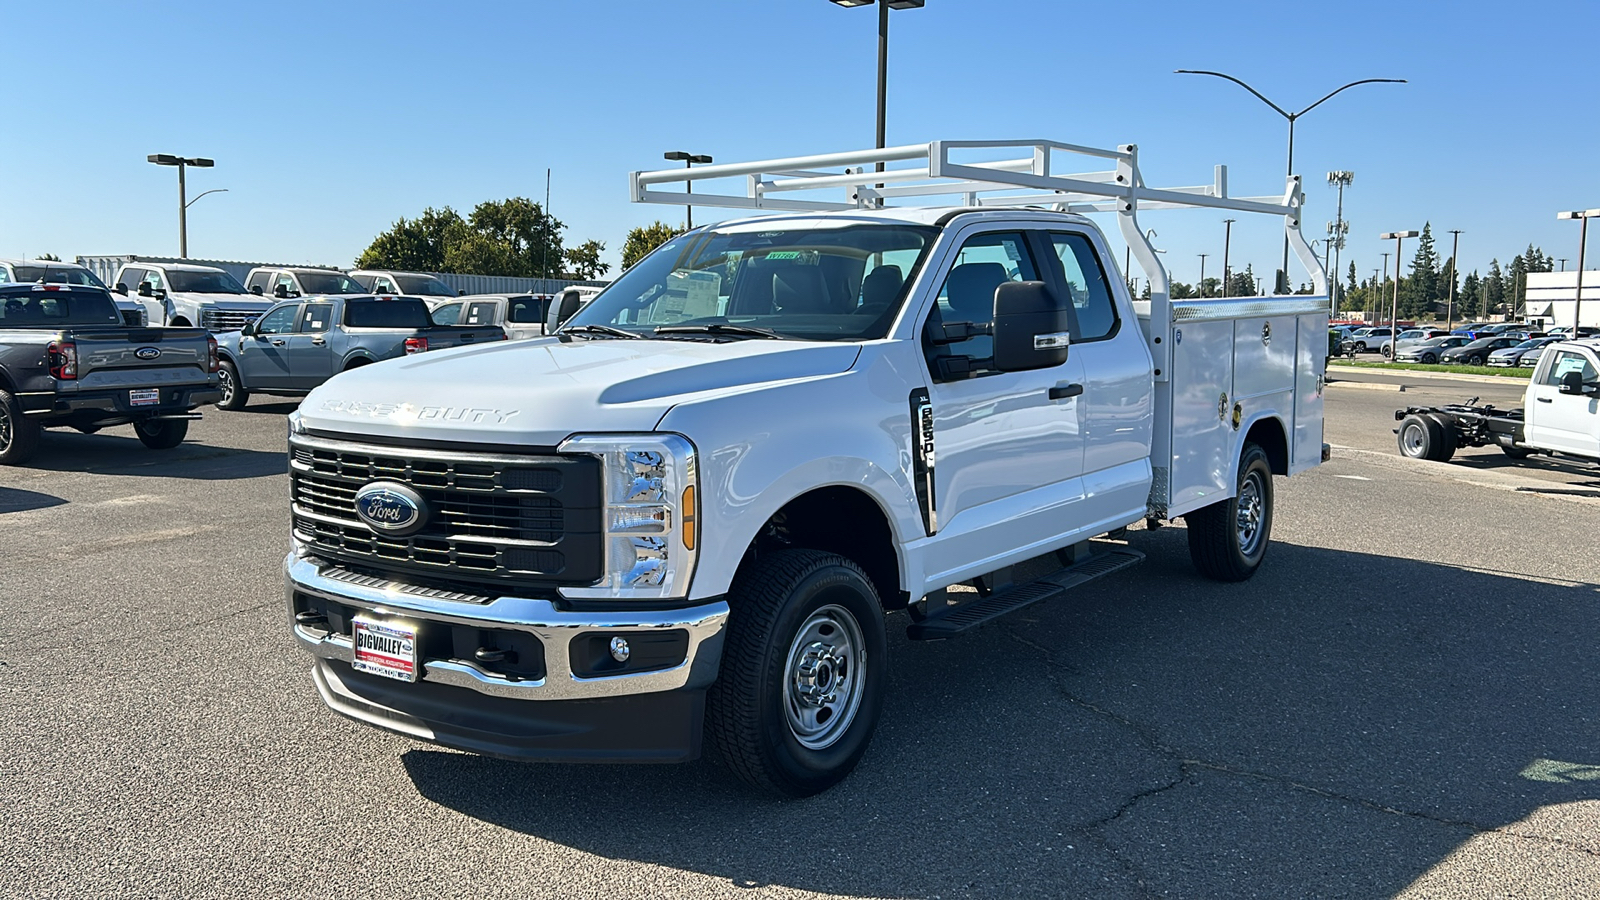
5,0,1597,288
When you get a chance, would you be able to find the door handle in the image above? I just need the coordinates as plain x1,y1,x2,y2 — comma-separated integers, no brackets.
1536,397,1553,403
270,339,286,347
1049,383,1084,401
311,338,326,346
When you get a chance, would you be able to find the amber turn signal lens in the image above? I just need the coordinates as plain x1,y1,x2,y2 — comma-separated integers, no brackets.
681,485,697,550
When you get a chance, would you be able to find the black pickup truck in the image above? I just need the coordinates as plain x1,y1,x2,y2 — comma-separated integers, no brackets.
0,283,221,465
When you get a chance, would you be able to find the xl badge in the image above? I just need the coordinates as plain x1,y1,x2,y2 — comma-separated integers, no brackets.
354,481,427,536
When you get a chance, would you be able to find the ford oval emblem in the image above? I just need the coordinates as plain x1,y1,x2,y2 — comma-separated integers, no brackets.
134,346,162,360
353,481,427,536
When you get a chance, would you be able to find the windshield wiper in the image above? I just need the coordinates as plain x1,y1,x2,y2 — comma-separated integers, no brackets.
653,323,783,340
562,324,643,339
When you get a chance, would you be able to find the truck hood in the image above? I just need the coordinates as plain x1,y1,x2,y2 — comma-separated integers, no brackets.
297,337,862,447
167,292,273,310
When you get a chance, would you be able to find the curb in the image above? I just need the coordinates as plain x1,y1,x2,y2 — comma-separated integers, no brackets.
1327,365,1530,386
1325,381,1405,392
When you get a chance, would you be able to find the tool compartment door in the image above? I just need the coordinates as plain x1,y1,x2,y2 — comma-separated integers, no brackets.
1167,319,1234,515
1292,312,1328,472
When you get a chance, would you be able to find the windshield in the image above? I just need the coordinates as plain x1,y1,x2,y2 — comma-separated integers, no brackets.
394,274,456,297
12,265,108,288
167,269,248,294
344,299,432,328
565,223,938,341
0,286,120,325
297,272,366,294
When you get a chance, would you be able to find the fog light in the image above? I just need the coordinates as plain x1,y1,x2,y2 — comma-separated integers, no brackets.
609,636,631,663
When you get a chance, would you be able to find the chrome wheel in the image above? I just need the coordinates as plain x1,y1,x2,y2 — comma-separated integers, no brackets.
783,604,867,751
1235,470,1266,557
218,366,235,406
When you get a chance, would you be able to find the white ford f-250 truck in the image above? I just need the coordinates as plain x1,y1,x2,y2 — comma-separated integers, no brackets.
284,139,1331,797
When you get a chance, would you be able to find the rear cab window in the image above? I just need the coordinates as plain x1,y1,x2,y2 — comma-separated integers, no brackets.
0,286,121,325
344,300,431,329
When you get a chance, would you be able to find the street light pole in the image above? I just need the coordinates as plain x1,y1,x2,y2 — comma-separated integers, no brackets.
828,0,923,176
147,153,215,258
1198,253,1208,297
1558,209,1599,331
1446,229,1463,331
1221,218,1236,298
1176,71,1404,290
1378,254,1390,322
664,151,714,229
1381,231,1419,337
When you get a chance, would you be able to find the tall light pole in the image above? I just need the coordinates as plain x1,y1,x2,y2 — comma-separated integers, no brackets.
828,0,923,176
1328,171,1353,315
1381,231,1419,336
1221,218,1236,298
1558,208,1599,331
147,154,215,258
1176,71,1404,288
1198,253,1208,297
1378,254,1390,323
664,151,713,229
1445,229,1463,331
1558,258,1568,272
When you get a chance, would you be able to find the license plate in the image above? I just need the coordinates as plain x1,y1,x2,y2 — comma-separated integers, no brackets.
351,615,419,683
129,388,160,406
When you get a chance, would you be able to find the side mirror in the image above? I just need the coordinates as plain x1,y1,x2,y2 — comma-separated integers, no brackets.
273,284,290,298
250,285,263,295
458,289,466,296
137,282,154,297
240,321,256,337
114,282,129,295
556,293,584,325
1557,369,1587,395
992,281,1070,372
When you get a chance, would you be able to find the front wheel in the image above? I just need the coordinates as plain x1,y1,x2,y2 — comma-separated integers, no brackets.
1466,354,1485,366
134,418,188,450
707,549,887,798
1186,443,1274,582
0,388,43,466
1421,353,1438,364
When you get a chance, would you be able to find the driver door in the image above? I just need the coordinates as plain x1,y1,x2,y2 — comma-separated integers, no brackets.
1527,349,1600,455
237,303,299,390
916,228,1088,584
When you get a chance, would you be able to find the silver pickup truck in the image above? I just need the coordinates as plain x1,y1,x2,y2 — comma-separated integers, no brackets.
213,296,506,409
0,283,220,465
427,294,551,341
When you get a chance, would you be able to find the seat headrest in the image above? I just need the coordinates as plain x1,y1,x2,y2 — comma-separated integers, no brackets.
860,265,904,309
945,262,1009,320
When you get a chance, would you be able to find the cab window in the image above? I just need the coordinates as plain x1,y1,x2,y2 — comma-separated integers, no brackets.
246,271,271,294
1047,232,1118,341
255,304,299,335
1543,350,1598,386
142,269,166,292
508,297,547,323
299,303,334,333
274,273,300,297
431,303,463,325
464,301,498,324
922,231,1038,381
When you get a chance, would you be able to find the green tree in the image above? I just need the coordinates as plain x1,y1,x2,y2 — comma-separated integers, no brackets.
1199,276,1220,298
1402,222,1440,318
1485,259,1505,318
37,252,61,261
1459,270,1481,322
1226,264,1257,297
622,221,683,270
563,239,610,281
355,206,466,271
466,197,564,277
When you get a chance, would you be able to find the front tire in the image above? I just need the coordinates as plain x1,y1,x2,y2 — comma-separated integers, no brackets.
1186,443,1273,582
0,388,42,466
707,549,887,798
134,418,188,450
217,360,249,410
1466,354,1484,366
1421,353,1438,364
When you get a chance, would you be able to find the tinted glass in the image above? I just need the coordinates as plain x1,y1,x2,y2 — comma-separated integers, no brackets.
508,297,546,323
246,271,271,291
1048,232,1118,341
0,287,121,325
167,269,248,293
464,302,498,325
567,224,936,341
393,275,455,297
430,303,463,325
297,272,366,294
118,267,145,290
299,303,335,333
344,300,431,328
12,266,107,288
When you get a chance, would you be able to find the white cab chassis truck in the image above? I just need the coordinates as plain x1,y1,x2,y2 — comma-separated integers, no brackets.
284,140,1330,796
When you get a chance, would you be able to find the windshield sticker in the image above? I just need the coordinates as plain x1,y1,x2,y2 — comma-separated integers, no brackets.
1001,239,1022,261
649,270,722,323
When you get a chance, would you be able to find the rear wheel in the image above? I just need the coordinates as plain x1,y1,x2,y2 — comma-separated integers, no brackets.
1501,445,1532,459
1466,354,1485,366
1421,353,1438,364
0,388,42,466
1186,443,1273,582
134,418,188,450
1397,414,1455,462
216,360,249,410
707,549,887,798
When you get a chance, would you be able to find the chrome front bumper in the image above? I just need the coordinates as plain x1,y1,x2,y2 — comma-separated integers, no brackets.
284,551,728,702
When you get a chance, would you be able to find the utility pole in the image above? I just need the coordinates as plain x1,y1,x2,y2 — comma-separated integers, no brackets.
1381,230,1419,334
1221,218,1236,298
1198,253,1208,297
543,168,551,280
1558,209,1598,331
1328,171,1353,316
1379,253,1390,323
1446,229,1463,331
1558,258,1568,272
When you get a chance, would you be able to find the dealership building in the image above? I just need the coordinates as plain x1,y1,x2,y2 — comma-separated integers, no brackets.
1523,270,1600,329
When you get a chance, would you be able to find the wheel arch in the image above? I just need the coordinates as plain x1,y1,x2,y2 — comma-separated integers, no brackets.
732,484,904,613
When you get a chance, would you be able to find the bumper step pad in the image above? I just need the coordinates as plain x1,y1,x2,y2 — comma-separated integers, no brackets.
907,548,1145,641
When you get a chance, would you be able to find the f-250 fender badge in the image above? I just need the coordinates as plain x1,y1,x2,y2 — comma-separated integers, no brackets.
318,399,519,425
354,481,428,536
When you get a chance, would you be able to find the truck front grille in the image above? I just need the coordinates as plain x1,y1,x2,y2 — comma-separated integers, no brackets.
289,435,602,591
200,308,263,332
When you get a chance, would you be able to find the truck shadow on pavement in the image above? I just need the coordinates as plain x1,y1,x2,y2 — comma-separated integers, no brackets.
0,486,68,514
403,530,1600,899
16,430,285,480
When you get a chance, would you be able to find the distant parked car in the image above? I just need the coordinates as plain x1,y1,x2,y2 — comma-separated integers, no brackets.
1379,327,1450,358
347,269,460,298
244,267,368,300
1488,336,1563,368
1394,335,1471,364
428,294,552,341
1346,326,1393,352
1440,335,1523,366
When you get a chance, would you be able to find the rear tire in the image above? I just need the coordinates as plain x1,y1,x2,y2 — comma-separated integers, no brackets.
1421,353,1437,364
706,549,887,798
1466,354,1484,366
1397,414,1456,462
1501,445,1532,459
134,418,188,450
0,388,42,466
217,360,249,410
1186,443,1273,583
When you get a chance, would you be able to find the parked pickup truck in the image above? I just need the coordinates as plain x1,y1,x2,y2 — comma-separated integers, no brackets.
214,296,505,409
243,266,368,300
0,283,220,464
283,139,1330,797
428,294,551,341
112,262,273,331
1395,337,1600,463
347,269,460,299
1,258,148,326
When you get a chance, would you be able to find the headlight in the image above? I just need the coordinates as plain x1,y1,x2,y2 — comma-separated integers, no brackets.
557,434,699,601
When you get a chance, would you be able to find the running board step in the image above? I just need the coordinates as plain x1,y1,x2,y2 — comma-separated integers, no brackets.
906,548,1145,641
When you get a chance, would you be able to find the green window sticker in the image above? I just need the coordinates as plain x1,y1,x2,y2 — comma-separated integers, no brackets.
764,251,802,260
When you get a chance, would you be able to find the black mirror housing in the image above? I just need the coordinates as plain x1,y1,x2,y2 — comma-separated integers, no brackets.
1558,369,1586,395
250,285,263,295
137,283,154,297
992,281,1070,372
240,321,256,337
114,283,128,295
273,284,290,298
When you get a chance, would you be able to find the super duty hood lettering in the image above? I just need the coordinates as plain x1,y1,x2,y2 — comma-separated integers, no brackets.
318,400,519,425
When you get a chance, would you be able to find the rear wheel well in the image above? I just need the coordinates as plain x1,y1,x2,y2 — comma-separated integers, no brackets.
169,317,192,327
740,487,901,612
1245,417,1289,475
343,357,371,370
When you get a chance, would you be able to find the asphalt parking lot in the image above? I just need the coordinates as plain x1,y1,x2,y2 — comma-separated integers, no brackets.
4,380,1598,899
